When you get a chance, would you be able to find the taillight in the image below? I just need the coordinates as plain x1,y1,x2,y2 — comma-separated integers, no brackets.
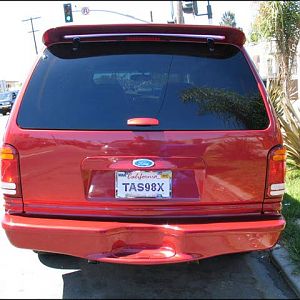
1,144,23,213
265,145,286,198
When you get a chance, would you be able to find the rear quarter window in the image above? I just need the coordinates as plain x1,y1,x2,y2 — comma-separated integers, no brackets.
17,42,269,131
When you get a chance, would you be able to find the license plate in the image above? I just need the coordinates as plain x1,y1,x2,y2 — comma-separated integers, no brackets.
115,170,172,198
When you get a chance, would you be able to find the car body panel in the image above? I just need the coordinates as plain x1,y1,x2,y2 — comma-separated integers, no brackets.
2,214,285,265
42,23,246,47
1,24,285,264
4,128,280,218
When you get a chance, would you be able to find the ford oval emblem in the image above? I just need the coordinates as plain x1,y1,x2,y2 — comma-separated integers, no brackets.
133,159,155,168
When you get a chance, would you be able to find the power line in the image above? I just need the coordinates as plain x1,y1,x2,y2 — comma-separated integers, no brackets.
72,8,151,23
22,16,41,55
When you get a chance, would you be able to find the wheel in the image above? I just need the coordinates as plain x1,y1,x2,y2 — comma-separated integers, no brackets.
2,111,7,116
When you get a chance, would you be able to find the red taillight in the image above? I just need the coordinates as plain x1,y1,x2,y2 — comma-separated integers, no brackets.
265,145,286,198
1,144,23,213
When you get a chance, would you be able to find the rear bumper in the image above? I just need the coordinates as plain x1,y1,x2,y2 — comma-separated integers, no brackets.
2,214,285,265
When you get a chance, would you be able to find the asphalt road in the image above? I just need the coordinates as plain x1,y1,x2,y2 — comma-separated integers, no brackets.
0,113,296,299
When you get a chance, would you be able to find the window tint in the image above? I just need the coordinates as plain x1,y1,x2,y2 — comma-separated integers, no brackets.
17,42,269,130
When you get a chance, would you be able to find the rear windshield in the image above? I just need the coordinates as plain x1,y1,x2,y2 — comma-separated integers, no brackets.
17,42,269,130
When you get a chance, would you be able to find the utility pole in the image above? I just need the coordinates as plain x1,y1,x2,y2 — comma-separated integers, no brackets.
207,0,213,24
22,16,41,55
170,1,174,20
176,1,184,24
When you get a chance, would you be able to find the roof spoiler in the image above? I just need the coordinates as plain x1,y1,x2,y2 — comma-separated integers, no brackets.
42,24,246,47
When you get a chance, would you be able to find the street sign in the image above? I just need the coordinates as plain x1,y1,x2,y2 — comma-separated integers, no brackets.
81,7,90,15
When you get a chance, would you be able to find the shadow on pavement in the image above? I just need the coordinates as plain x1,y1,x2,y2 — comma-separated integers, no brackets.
38,253,82,270
37,252,268,299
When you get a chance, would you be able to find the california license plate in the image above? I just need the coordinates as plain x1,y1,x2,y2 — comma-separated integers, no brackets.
115,170,172,198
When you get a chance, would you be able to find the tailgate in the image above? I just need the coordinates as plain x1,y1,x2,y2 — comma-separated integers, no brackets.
13,130,275,217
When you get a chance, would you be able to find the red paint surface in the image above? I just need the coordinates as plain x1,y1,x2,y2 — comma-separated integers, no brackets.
2,214,285,265
42,24,246,47
2,129,281,217
1,24,286,264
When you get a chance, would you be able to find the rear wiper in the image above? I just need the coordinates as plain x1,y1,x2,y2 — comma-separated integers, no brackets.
72,37,80,51
207,38,215,52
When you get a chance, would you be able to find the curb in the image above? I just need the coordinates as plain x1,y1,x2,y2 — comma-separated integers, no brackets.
270,244,300,298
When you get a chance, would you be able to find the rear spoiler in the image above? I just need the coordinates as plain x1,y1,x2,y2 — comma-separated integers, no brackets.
42,24,246,47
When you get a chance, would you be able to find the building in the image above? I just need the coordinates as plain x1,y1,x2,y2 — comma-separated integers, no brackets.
0,79,22,92
246,41,300,103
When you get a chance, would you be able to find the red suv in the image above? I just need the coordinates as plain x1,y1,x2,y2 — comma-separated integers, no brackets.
1,24,286,265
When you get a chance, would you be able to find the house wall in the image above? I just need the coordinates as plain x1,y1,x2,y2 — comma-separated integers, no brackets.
246,41,299,101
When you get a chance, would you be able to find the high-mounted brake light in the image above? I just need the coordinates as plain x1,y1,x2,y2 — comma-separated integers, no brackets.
1,144,22,199
265,145,286,198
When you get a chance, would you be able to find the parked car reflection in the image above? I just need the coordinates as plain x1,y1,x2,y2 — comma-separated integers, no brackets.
0,92,12,115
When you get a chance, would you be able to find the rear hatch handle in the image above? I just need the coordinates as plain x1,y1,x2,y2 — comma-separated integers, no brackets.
127,118,159,126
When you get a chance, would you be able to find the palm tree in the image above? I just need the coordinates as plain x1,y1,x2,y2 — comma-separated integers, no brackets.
252,1,300,167
252,1,300,106
220,11,237,27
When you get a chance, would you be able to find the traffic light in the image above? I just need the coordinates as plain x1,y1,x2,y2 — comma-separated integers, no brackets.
207,3,212,19
182,1,199,15
63,3,73,23
182,1,194,14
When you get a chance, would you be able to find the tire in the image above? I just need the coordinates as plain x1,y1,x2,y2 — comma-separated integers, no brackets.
2,111,7,116
33,250,53,255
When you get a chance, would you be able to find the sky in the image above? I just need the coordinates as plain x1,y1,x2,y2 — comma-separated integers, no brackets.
0,1,259,82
